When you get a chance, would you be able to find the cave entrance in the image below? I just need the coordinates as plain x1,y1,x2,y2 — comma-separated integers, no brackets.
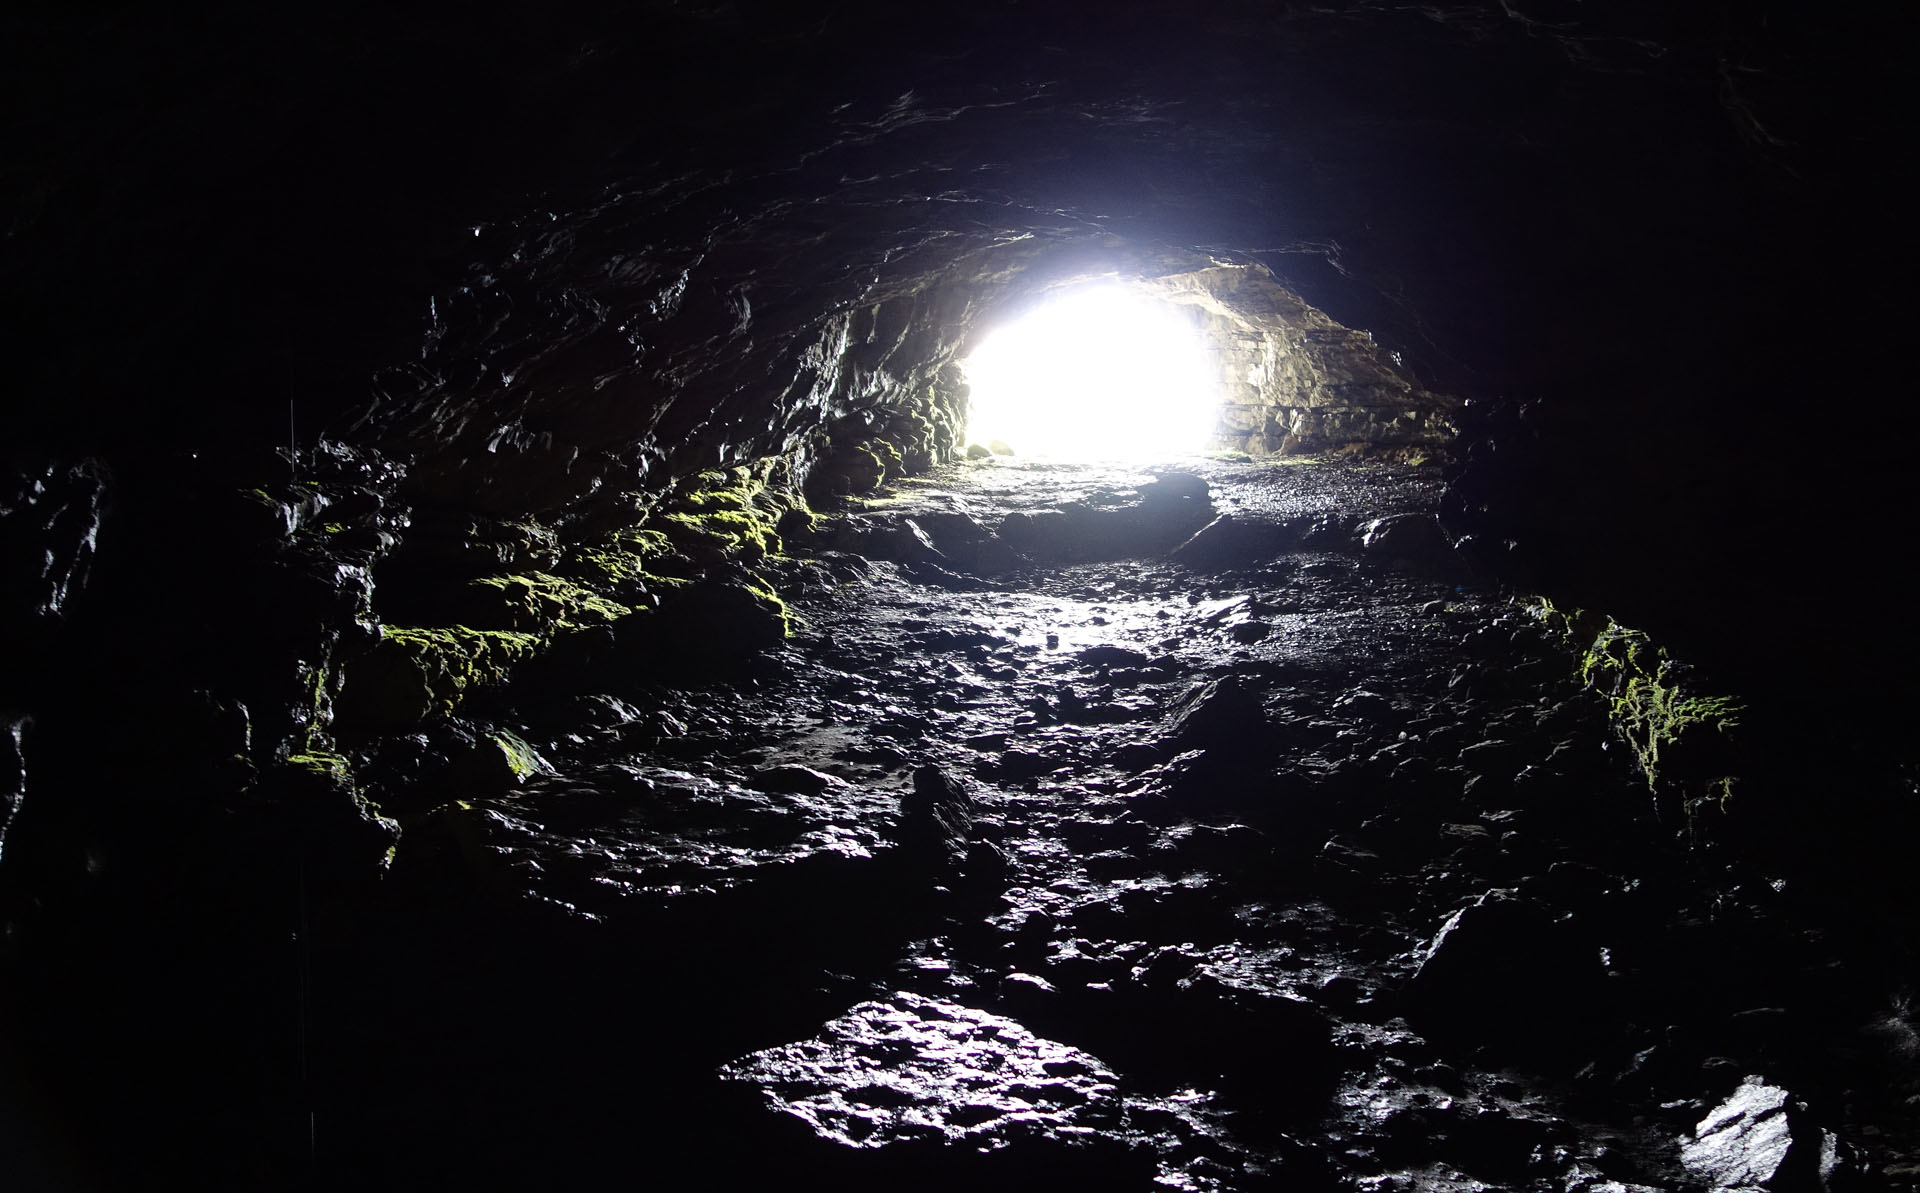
961,282,1220,461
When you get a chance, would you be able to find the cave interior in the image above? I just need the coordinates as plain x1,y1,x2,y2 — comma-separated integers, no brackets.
1,3,1914,1189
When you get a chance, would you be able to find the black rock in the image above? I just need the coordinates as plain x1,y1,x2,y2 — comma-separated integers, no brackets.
1140,471,1211,506
1358,513,1457,572
1078,644,1152,669
1168,513,1294,570
1407,888,1611,1063
1680,1077,1873,1193
1160,676,1270,754
898,764,976,862
961,838,1011,894
614,574,789,672
1167,969,1338,1115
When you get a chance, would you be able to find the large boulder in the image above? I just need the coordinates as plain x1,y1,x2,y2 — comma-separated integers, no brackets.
1406,888,1610,1063
1680,1077,1871,1193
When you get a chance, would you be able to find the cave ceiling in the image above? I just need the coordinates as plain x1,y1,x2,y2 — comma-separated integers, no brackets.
6,0,1869,455
2,0,1905,685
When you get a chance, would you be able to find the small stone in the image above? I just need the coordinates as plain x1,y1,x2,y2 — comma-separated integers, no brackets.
1333,688,1394,721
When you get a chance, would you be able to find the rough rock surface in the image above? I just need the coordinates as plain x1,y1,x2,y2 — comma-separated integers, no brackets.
720,992,1127,1148
0,8,1914,1186
7,2,1907,725
1682,1078,1870,1193
136,455,1890,1191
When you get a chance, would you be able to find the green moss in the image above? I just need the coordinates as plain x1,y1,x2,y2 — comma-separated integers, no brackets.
678,477,751,512
1607,668,1743,793
1530,597,1743,809
301,664,328,752
350,459,810,728
338,625,541,730
659,508,781,560
557,525,690,604
466,571,631,632
742,577,788,624
566,546,682,594
286,751,352,780
865,439,904,478
647,464,808,563
493,731,543,780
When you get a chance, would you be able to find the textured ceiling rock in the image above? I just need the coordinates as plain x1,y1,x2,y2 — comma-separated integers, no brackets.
351,220,1454,517
1,0,1906,695
8,0,1861,455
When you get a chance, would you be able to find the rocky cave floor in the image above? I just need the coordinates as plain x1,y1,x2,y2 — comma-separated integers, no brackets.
297,457,1911,1191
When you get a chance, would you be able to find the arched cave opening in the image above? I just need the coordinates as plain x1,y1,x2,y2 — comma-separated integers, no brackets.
0,4,1913,1190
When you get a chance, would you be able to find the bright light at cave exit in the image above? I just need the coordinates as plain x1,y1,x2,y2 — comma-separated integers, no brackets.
962,284,1220,460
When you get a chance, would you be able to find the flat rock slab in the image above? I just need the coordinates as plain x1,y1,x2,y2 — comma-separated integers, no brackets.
719,992,1125,1149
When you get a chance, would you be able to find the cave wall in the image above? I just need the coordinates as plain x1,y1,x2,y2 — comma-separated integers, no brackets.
1151,264,1458,456
1,0,1910,885
1,7,1912,1180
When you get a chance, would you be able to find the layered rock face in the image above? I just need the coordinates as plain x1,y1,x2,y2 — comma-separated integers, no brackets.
1160,264,1454,455
343,226,1454,526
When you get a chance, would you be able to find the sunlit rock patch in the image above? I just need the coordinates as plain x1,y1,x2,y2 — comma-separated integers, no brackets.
720,992,1124,1148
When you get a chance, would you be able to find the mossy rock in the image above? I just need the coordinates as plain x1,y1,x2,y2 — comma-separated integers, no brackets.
659,508,781,562
651,466,797,563
449,571,632,633
444,729,552,794
558,527,680,602
613,575,789,672
679,484,751,513
1530,599,1743,810
276,751,401,878
337,625,541,732
807,441,889,497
